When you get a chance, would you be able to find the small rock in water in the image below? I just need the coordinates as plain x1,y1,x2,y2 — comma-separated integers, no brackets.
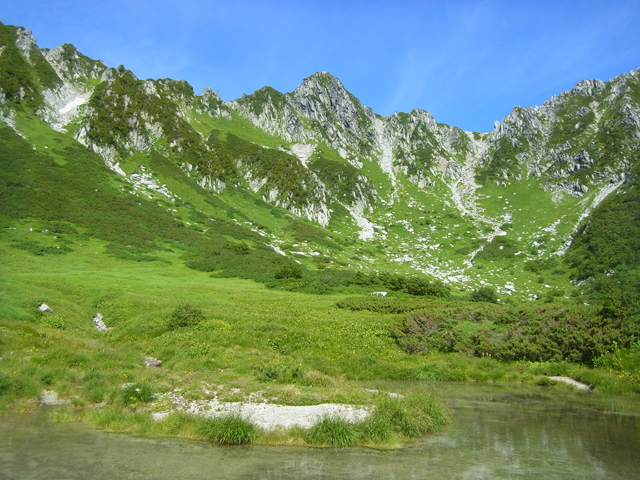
145,357,162,368
38,303,54,313
92,312,109,331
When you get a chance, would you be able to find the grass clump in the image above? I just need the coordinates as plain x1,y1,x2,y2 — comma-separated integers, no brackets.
357,412,394,444
198,413,257,445
372,391,450,438
120,382,154,406
306,415,359,447
305,390,450,448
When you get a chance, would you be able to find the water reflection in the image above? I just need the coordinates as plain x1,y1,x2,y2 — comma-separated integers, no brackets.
1,383,639,479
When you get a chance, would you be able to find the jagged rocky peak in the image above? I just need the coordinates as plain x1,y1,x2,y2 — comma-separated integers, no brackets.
201,86,220,102
492,105,547,144
197,86,230,119
152,78,195,104
292,71,372,125
570,78,606,97
13,26,37,60
295,71,348,104
42,43,108,82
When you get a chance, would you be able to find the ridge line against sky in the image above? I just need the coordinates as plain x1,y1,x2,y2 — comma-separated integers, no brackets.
1,0,639,132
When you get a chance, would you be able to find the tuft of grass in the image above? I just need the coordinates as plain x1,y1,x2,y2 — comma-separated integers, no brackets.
120,382,154,406
357,412,394,444
197,413,257,445
306,415,359,447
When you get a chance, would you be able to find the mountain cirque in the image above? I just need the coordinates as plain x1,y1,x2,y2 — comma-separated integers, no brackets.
2,23,639,299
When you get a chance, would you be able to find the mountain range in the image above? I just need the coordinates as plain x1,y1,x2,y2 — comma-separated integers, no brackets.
2,21,640,304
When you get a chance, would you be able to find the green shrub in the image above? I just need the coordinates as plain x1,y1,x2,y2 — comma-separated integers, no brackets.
470,287,498,303
406,277,451,297
274,264,303,279
167,304,204,330
336,296,426,314
11,240,73,256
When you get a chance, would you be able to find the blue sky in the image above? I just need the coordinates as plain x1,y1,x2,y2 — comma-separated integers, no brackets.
2,1,639,132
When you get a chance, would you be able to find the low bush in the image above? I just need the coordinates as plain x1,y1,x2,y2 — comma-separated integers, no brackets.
274,264,303,279
395,301,640,363
470,287,498,303
167,304,204,330
336,296,428,314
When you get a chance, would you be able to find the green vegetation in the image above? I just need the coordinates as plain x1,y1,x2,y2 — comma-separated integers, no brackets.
309,153,375,204
2,27,640,452
237,86,287,116
393,300,639,365
477,136,525,183
0,23,45,107
305,389,451,448
306,415,360,447
167,304,204,330
198,413,257,445
470,287,498,303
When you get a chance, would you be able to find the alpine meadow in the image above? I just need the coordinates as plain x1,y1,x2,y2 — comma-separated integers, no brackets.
2,20,640,448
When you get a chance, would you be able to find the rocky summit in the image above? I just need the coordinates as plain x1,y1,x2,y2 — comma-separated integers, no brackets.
1,21,639,301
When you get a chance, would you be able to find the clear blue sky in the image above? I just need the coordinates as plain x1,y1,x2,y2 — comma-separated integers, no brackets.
2,1,639,132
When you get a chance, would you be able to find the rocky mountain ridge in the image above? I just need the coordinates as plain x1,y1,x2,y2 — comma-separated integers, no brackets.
2,21,639,297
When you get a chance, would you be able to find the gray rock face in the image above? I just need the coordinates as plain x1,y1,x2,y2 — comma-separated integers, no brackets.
42,44,108,83
229,72,477,194
570,78,606,97
484,68,640,187
14,27,37,61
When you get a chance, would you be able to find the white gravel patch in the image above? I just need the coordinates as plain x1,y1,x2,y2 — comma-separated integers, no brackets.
152,393,370,430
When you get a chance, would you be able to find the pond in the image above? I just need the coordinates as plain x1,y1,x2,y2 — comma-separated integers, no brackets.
1,383,639,479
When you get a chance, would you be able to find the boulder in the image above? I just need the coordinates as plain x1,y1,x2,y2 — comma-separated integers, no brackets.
144,357,162,368
92,312,109,331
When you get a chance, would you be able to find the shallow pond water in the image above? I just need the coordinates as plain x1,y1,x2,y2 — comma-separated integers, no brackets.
1,382,639,479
